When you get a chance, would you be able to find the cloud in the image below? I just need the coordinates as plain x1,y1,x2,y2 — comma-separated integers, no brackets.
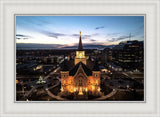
92,33,99,36
71,34,91,39
41,31,67,38
83,35,91,39
71,34,79,37
16,34,30,37
21,17,51,26
95,26,104,30
16,34,31,40
41,31,99,40
71,33,100,40
107,35,135,42
90,39,96,42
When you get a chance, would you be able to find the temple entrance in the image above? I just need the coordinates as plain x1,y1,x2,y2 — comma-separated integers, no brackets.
78,87,83,95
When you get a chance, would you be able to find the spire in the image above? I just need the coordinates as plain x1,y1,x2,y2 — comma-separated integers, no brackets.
78,31,83,51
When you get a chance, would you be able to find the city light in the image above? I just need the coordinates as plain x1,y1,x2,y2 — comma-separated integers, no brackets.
16,16,144,101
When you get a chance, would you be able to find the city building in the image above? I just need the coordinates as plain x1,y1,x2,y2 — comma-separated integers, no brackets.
103,47,112,62
60,32,101,97
112,40,144,71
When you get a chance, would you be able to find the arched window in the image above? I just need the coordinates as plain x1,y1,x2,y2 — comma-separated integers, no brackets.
79,79,82,86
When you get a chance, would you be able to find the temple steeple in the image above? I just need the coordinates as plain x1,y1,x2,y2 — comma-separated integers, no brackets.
75,31,86,65
78,31,83,51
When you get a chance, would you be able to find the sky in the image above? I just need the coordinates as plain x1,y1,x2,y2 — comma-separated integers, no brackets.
16,16,144,47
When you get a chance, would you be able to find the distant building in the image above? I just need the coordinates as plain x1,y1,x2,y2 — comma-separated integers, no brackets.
60,32,101,97
112,40,144,70
103,47,112,62
107,62,122,72
93,49,105,65
99,65,108,73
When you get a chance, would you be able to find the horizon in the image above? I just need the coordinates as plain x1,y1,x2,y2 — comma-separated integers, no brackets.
16,16,144,48
16,39,143,50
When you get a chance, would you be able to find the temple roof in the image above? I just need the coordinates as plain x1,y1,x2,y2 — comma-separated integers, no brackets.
69,62,92,76
61,60,69,71
78,31,83,51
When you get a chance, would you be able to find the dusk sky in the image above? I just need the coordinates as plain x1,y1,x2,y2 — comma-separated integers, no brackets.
16,16,144,47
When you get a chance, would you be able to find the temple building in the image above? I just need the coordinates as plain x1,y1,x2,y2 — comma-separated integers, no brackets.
60,31,101,98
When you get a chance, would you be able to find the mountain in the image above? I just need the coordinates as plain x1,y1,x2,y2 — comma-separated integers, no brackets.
16,43,115,50
62,44,108,49
16,43,62,50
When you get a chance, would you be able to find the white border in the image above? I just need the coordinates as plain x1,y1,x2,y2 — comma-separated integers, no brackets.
0,0,160,117
14,14,146,103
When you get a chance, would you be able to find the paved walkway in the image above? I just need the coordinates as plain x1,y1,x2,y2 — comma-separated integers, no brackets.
45,89,67,101
24,86,36,97
43,76,67,100
118,89,143,92
122,72,130,77
93,89,117,100
48,81,60,90
43,67,60,80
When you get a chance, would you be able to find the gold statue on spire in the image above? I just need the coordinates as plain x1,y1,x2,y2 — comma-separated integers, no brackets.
80,31,81,36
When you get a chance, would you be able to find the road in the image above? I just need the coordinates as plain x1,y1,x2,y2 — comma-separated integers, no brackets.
43,67,60,80
23,66,61,99
24,86,36,97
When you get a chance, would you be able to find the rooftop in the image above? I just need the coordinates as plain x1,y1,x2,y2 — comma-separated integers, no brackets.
69,62,92,76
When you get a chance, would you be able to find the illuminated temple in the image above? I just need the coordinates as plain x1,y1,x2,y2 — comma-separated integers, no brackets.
60,31,101,98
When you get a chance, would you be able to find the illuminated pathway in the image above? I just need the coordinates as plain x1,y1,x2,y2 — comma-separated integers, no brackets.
93,89,117,100
45,89,67,101
44,73,67,100
24,86,36,98
47,81,60,90
43,67,61,80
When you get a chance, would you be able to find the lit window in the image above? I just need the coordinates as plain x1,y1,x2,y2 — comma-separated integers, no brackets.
96,80,98,85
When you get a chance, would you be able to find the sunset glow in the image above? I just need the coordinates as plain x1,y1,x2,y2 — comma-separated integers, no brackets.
16,16,144,48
